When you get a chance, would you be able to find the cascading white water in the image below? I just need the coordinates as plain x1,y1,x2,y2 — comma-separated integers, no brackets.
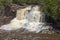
23,5,49,33
0,5,49,33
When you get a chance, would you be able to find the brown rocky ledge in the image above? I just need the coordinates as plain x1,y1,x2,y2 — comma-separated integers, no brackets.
0,29,60,40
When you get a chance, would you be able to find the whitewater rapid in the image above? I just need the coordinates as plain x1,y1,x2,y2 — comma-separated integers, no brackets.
0,5,50,33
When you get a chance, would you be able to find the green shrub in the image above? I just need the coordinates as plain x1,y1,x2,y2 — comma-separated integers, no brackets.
41,0,60,20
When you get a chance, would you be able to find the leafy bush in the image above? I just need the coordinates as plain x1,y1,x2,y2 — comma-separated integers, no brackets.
40,0,60,20
0,0,12,6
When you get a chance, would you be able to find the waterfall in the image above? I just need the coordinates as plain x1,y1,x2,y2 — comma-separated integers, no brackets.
23,5,47,33
0,5,49,33
16,6,32,20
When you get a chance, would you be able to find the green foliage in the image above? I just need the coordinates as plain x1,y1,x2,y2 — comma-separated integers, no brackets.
0,0,12,6
13,0,28,4
41,0,60,20
13,0,38,4
0,0,3,5
4,0,12,5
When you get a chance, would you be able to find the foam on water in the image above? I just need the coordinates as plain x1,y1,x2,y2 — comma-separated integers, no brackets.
0,5,49,33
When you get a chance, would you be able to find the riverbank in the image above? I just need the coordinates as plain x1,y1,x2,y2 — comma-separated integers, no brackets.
0,29,60,40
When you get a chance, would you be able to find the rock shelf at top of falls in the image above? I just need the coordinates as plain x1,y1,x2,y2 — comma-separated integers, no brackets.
0,5,51,33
